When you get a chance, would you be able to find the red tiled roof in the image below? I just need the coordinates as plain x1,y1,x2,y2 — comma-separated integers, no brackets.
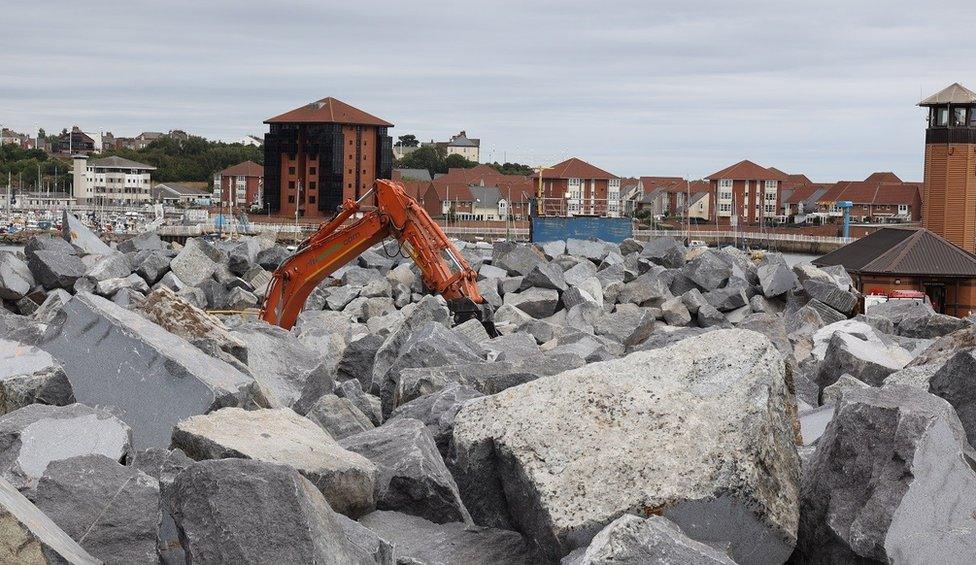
863,172,902,184
398,180,430,201
264,97,393,126
218,160,263,177
817,172,921,206
784,183,830,204
707,160,787,181
871,183,922,205
535,157,617,180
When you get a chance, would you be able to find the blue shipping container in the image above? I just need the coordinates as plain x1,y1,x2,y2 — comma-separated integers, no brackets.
531,216,633,244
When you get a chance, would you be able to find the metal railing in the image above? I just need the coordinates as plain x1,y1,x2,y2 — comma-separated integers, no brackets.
632,229,855,245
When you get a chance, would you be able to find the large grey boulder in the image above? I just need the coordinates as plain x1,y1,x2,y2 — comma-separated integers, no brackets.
495,245,546,276
681,250,731,291
617,270,672,306
520,262,567,291
566,238,610,263
0,338,74,415
335,379,384,426
337,333,385,391
866,298,935,325
758,262,797,298
388,382,483,456
359,510,540,564
340,418,470,524
563,514,735,565
0,403,132,489
230,320,331,408
40,293,261,448
61,211,111,255
135,287,247,364
31,454,158,564
117,231,165,254
165,458,373,564
660,296,692,326
371,296,451,386
0,474,100,564
593,305,657,347
450,329,800,563
796,386,976,563
28,249,86,290
640,237,685,268
564,261,599,287
0,252,34,300
928,350,976,448
169,238,221,287
171,407,377,517
227,237,261,276
305,394,374,440
897,312,968,338
703,286,748,312
503,287,559,318
816,331,912,391
85,253,131,282
802,279,857,315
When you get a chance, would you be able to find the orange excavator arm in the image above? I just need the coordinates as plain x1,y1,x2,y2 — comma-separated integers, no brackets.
261,179,490,330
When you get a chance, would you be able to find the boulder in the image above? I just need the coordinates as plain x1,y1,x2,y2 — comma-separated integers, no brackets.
696,303,725,327
371,296,451,386
802,279,857,315
0,252,34,300
681,250,731,291
758,262,797,298
28,249,86,290
482,332,542,362
450,330,799,563
563,261,599,287
0,338,74,415
31,289,72,324
897,312,968,338
172,407,377,517
165,458,372,563
335,379,384,427
495,246,546,276
593,305,657,347
503,287,559,318
337,333,386,392
821,373,871,406
32,454,158,564
340,418,470,524
85,253,132,282
616,270,672,306
640,237,686,268
0,403,132,489
563,514,735,565
703,286,748,312
227,237,260,276
225,286,258,310
796,386,976,563
169,238,221,287
540,240,567,259
566,239,610,263
359,510,540,564
256,245,290,271
135,287,247,364
817,331,912,391
40,293,261,448
660,296,692,326
305,394,374,440
0,474,100,564
117,231,164,254
928,350,976,448
520,262,567,291
388,382,483,456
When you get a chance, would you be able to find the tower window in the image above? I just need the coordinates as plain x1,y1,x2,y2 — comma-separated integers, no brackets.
288,166,295,175
936,108,949,127
954,108,968,126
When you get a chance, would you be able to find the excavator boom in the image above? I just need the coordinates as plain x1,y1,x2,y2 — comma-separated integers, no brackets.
261,179,491,331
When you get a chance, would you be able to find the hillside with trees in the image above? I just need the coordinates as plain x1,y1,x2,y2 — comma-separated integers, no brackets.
96,137,263,183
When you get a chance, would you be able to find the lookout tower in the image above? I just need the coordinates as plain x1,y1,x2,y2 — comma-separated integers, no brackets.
919,82,976,252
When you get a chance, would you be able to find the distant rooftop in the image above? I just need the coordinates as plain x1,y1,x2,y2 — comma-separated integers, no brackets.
265,97,393,126
815,227,976,277
918,82,976,106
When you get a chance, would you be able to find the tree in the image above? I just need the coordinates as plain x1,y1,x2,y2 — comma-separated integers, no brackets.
396,134,419,148
444,153,477,170
488,161,533,176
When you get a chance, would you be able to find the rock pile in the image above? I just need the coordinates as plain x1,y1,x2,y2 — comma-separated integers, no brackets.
1,220,975,563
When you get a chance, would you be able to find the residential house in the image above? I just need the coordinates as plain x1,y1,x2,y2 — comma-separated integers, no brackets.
0,128,28,147
782,183,831,221
707,160,787,226
422,164,532,220
815,172,922,223
214,160,264,209
392,168,433,182
72,155,155,205
152,183,212,207
237,135,264,147
619,177,642,215
423,131,480,162
532,157,621,217
58,127,96,154
16,192,76,209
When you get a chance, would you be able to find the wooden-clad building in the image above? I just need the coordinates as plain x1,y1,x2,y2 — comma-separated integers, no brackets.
814,227,976,316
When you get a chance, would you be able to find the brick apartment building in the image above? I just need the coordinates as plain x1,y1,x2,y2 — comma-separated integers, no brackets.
707,160,787,226
532,157,621,217
636,177,710,218
214,160,264,209
918,82,976,253
815,173,922,222
421,164,532,220
263,97,393,219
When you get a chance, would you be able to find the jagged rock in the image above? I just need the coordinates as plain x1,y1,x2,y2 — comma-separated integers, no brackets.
681,287,707,315
503,287,559,318
305,394,374,440
617,270,671,306
256,245,290,271
335,379,384,426
117,231,165,254
31,289,72,324
802,279,857,315
172,407,377,517
660,296,692,326
796,386,976,563
40,293,260,448
758,262,797,297
495,246,546,276
928,350,976,448
359,510,540,564
61,211,111,255
340,418,470,524
564,261,599,287
632,326,715,352
371,296,451,386
566,239,609,263
0,252,34,300
28,249,86,290
865,298,935,324
0,403,132,489
703,286,748,312
453,318,491,344
388,382,483,456
540,240,567,259
737,313,791,357
897,312,968,338
563,514,735,565
225,286,258,310
805,298,847,325
797,403,835,446
817,331,912,391
336,333,385,392
25,235,77,261
482,332,542,362
0,474,100,564
499,276,524,295
165,458,372,563
696,303,725,327
136,287,247,363
821,373,871,406
112,287,145,308
785,303,825,337
0,338,74,415
520,262,567,291
85,253,131,282
387,263,418,288
227,238,260,276
169,238,222,287
32,454,158,564
593,304,656,346
640,237,686,268
450,330,799,563
681,250,731,291
95,276,132,297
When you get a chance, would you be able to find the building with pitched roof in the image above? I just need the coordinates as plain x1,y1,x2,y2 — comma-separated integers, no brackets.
263,97,393,219
919,82,976,253
71,155,156,205
392,168,433,182
636,177,710,219
532,157,620,217
422,164,532,220
706,160,787,226
815,227,976,315
152,182,212,207
214,160,264,209
423,131,480,162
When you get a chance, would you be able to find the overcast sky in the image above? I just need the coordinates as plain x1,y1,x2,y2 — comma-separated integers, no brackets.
2,1,974,181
